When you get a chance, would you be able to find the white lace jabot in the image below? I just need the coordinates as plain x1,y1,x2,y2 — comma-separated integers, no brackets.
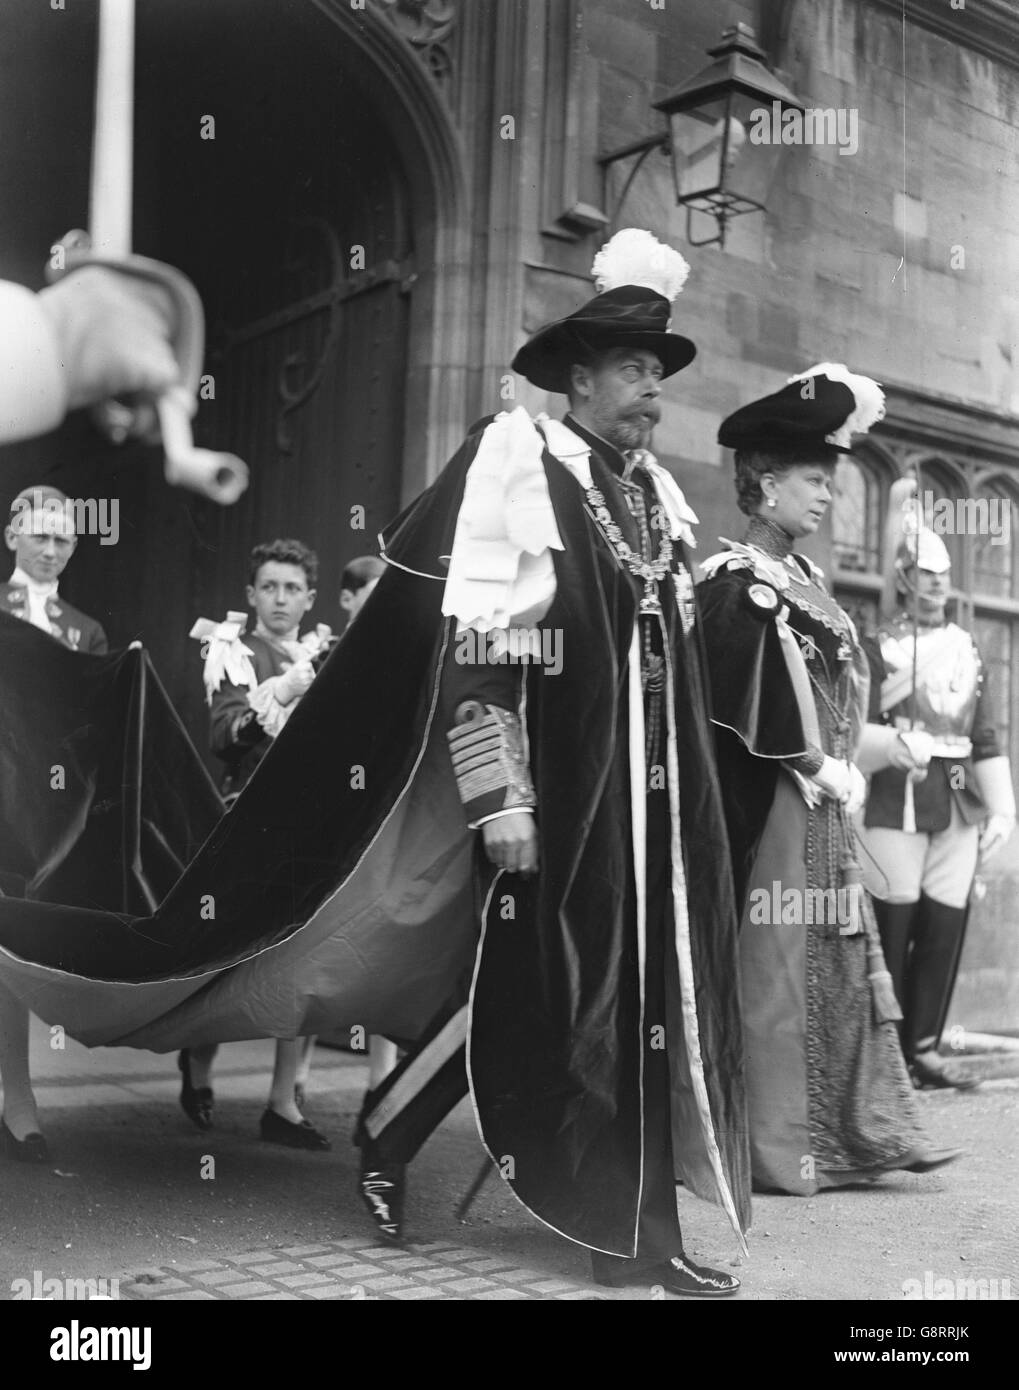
441,407,564,632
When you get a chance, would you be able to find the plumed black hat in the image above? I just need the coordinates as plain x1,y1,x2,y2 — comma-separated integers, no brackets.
512,229,697,393
717,363,886,454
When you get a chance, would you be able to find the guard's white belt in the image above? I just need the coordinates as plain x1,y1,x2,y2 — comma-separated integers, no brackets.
892,718,972,760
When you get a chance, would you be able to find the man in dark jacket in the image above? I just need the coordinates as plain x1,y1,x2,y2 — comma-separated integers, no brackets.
1,485,108,1163
3,485,107,653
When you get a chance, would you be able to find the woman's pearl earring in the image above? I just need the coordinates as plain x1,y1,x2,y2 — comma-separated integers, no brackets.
767,498,777,509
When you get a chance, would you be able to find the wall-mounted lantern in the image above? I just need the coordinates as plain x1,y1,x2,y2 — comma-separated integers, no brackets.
599,22,805,249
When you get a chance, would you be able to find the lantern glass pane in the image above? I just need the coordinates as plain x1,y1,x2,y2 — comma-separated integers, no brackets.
668,96,730,203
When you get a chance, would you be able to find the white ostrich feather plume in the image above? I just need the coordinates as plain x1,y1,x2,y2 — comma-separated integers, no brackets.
787,361,886,448
591,228,690,303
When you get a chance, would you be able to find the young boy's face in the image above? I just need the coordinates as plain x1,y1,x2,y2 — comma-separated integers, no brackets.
247,561,315,637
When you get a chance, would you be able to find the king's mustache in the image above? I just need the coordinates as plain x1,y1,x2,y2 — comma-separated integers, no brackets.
603,408,660,432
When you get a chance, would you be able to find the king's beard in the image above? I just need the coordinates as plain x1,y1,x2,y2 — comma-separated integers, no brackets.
589,402,657,454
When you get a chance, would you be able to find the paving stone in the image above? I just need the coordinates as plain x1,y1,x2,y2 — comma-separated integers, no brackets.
472,1288,535,1300
170,1259,225,1274
385,1286,446,1300
368,1255,437,1271
525,1279,581,1294
323,1262,385,1279
237,1261,304,1277
276,1273,343,1289
359,1275,416,1292
227,1251,284,1266
459,1257,522,1273
215,1280,277,1297
193,1268,247,1286
405,1268,456,1282
304,1253,375,1268
279,1245,332,1257
251,1292,302,1300
492,1267,551,1282
555,1290,610,1300
306,1283,361,1299
155,1290,218,1300
123,1276,189,1294
331,1236,384,1250
438,1276,499,1293
430,1248,482,1264
124,1266,174,1282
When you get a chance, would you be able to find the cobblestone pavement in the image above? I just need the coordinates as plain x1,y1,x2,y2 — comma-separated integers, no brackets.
119,1237,607,1301
3,1024,1016,1303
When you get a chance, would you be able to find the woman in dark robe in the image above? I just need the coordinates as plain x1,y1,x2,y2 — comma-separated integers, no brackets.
697,364,958,1195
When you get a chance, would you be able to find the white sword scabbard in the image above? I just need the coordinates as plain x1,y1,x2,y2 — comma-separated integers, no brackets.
903,770,917,834
45,0,247,507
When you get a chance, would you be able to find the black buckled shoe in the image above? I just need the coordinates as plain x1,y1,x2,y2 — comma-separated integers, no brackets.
910,1050,979,1091
353,1090,406,1243
259,1108,331,1150
0,1118,50,1164
593,1252,740,1297
177,1050,214,1130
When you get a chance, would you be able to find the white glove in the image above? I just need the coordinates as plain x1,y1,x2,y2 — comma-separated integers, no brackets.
273,658,315,707
979,813,1016,865
855,724,933,774
811,758,867,814
845,763,867,816
972,756,1017,865
812,756,852,803
895,729,934,773
38,267,181,413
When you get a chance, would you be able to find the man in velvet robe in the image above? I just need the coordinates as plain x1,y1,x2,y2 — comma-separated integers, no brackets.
0,231,748,1294
352,230,750,1293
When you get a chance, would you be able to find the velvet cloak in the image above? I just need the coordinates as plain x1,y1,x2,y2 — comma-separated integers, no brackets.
0,423,749,1253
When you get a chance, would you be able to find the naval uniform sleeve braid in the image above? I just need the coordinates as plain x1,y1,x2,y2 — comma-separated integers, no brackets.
446,700,537,829
440,607,537,827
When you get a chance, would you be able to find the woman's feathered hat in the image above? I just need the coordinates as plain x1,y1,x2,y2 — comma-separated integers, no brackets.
718,362,886,454
511,228,696,392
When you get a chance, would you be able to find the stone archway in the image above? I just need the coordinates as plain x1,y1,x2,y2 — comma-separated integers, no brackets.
81,0,473,760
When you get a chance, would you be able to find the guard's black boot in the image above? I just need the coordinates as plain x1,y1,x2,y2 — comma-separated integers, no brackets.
906,895,973,1087
871,898,919,1046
